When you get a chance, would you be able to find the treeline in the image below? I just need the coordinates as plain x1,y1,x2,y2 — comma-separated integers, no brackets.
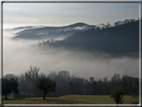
2,66,139,98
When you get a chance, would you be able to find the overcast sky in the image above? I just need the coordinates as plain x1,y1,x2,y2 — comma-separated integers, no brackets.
3,2,139,28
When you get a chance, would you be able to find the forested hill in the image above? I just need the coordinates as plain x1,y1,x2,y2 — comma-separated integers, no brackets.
44,20,139,57
12,22,94,40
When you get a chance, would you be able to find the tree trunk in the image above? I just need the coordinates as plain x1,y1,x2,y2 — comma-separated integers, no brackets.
5,92,7,100
43,92,46,100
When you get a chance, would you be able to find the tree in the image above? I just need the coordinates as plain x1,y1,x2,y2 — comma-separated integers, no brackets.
114,21,123,26
111,74,122,88
4,74,18,80
2,78,19,100
110,87,124,104
25,66,39,95
89,77,94,83
18,74,33,96
36,77,56,100
106,22,111,28
25,66,39,86
58,70,70,79
103,77,108,94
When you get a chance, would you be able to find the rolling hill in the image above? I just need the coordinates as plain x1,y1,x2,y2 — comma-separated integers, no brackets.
42,20,139,57
12,22,96,40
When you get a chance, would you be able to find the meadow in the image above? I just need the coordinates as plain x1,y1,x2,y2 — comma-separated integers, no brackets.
2,95,139,104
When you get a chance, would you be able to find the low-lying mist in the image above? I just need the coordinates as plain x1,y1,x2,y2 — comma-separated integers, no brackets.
3,29,139,80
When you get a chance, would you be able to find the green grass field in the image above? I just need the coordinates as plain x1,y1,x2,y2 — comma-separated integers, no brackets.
2,94,139,104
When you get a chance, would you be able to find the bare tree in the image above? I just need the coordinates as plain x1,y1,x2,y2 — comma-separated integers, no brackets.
25,66,40,96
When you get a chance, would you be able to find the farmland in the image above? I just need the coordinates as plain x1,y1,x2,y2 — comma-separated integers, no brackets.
2,95,139,104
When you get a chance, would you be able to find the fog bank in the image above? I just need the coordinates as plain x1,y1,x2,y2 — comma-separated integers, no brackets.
3,29,139,80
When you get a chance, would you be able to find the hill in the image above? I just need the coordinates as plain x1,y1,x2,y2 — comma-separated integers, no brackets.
44,20,139,57
12,22,95,40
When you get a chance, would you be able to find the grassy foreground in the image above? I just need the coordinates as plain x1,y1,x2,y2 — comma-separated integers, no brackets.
3,95,139,104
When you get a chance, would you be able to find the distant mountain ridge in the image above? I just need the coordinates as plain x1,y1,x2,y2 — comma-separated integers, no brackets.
12,22,97,40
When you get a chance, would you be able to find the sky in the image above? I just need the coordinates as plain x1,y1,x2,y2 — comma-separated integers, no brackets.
3,2,139,28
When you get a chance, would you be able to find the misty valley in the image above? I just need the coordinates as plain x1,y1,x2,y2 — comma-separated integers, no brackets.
3,19,140,104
